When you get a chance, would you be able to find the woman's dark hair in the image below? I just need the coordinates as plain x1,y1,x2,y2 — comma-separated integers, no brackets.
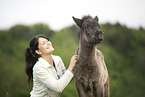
25,34,49,85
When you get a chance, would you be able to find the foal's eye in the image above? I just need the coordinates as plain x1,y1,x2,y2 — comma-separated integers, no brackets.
84,26,88,30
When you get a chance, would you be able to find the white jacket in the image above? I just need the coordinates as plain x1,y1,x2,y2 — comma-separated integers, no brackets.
30,55,74,97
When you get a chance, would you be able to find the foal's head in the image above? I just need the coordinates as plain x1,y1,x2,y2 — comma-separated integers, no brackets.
73,15,104,45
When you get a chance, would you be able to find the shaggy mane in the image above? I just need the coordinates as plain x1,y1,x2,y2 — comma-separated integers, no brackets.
82,15,92,22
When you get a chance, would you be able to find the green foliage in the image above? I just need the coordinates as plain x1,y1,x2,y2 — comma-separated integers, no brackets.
30,23,55,39
51,26,78,66
9,24,31,40
0,22,145,97
51,26,79,97
8,23,54,41
100,23,145,97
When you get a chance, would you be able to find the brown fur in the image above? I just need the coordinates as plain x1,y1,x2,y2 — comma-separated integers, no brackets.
72,15,109,97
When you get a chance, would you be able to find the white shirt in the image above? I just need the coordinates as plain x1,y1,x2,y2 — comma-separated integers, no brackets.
30,55,74,97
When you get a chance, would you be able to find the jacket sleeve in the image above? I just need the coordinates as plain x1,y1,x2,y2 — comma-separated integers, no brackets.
59,58,66,75
34,67,74,93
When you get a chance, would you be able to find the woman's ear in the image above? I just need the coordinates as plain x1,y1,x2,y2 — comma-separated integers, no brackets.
35,50,42,55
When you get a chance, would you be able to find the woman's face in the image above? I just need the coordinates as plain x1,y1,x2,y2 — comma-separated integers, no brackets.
36,37,54,55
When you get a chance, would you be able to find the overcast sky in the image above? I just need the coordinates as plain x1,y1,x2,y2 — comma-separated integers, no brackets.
0,0,145,30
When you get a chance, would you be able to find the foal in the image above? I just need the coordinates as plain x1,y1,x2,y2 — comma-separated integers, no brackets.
72,15,109,97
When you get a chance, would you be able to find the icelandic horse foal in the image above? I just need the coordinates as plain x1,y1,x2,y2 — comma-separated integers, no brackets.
72,15,109,97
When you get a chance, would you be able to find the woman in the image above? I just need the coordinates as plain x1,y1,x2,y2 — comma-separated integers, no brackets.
25,34,77,97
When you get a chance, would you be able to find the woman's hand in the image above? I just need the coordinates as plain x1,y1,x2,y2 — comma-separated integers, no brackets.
68,55,78,72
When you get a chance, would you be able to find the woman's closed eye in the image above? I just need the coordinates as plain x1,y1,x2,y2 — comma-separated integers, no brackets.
42,42,46,45
42,41,49,45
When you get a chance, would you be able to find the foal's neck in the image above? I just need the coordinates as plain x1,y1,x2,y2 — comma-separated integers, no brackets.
79,41,96,60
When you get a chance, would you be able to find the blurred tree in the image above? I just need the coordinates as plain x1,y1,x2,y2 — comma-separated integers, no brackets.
101,22,116,45
9,23,55,41
0,30,13,54
30,23,55,39
114,23,134,54
9,24,31,40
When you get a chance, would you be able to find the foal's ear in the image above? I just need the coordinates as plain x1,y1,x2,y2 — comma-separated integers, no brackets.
72,16,83,28
94,16,99,22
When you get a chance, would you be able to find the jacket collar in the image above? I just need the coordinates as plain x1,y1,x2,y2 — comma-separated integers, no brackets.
38,55,61,68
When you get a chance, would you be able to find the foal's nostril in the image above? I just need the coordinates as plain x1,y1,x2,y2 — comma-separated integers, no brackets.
99,31,103,34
